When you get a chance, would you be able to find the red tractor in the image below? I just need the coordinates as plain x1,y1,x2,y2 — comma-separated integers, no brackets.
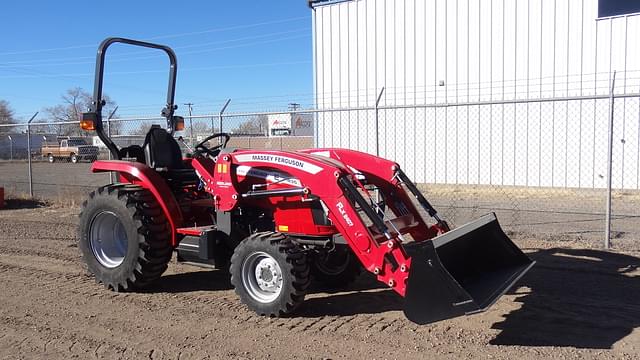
78,38,533,324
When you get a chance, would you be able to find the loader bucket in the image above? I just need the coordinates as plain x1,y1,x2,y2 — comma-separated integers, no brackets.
403,213,534,324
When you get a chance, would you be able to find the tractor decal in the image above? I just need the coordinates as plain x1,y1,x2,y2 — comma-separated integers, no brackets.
236,165,302,187
235,153,323,174
336,201,354,227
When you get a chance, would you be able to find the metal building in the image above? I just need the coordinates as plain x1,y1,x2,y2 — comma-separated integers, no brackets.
310,0,640,189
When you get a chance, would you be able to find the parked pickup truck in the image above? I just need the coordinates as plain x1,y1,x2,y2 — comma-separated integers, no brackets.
41,137,99,163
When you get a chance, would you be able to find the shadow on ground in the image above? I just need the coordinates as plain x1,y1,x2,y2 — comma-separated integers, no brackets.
1,198,48,210
301,274,401,317
490,248,640,349
146,269,233,293
145,247,640,350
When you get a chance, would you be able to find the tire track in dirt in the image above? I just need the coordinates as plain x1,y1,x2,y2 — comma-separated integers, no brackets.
0,244,79,263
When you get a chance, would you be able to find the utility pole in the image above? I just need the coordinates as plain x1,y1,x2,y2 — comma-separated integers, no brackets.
288,103,301,112
183,102,194,146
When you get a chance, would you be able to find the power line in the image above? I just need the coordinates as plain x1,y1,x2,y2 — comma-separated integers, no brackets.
0,15,308,57
0,28,310,67
145,16,309,40
0,34,310,70
0,59,311,80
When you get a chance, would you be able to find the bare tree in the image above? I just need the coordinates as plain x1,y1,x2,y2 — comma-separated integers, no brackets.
131,122,154,135
45,88,119,136
186,121,214,142
232,114,268,135
0,100,15,135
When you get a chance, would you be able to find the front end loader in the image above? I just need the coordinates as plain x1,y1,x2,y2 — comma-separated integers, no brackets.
77,37,534,325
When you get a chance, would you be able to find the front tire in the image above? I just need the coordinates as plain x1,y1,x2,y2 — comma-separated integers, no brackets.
230,232,310,317
78,184,173,291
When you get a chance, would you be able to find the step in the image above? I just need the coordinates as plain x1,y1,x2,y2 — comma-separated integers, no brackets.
176,225,216,236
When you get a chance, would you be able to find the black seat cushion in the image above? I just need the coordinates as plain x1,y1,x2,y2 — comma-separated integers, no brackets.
143,126,184,170
118,145,145,163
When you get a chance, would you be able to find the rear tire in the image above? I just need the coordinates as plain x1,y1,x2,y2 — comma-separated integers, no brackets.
78,184,172,291
70,153,78,163
311,246,361,289
230,232,310,317
48,154,55,163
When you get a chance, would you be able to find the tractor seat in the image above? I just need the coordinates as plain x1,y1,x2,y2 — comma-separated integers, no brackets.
143,126,198,186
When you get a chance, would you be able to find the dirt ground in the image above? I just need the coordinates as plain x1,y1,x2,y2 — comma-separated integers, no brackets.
0,203,639,359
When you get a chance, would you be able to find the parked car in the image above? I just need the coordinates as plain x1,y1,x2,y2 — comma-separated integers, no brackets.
41,137,99,163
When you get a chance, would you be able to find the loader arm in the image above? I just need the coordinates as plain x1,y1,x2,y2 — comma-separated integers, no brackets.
301,148,450,236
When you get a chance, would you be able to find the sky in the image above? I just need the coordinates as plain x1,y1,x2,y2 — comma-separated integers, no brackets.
0,0,314,122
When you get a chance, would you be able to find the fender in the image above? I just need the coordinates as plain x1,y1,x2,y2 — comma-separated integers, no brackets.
91,160,183,246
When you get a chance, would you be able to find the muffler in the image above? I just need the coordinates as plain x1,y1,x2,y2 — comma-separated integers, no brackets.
403,213,534,324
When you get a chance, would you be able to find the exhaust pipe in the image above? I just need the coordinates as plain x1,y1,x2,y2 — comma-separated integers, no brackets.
403,213,535,324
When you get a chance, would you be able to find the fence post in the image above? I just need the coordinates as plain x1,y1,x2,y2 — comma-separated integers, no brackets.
218,99,231,144
375,87,385,156
7,135,12,161
106,106,118,184
605,71,617,250
26,112,38,198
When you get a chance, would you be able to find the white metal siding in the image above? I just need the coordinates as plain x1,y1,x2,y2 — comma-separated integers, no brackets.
313,0,640,189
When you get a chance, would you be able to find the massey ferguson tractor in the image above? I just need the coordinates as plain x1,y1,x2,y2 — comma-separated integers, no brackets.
77,38,534,324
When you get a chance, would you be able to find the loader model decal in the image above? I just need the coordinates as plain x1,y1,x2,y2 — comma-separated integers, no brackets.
336,201,354,227
236,166,302,187
235,154,323,174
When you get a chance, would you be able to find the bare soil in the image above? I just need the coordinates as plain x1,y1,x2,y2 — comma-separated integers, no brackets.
1,205,639,359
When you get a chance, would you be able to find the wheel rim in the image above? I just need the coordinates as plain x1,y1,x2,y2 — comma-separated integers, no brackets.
71,155,77,163
241,251,284,303
89,211,128,268
48,155,53,162
315,250,350,276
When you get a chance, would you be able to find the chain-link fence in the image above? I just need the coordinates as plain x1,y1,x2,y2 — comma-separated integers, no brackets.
1,86,638,249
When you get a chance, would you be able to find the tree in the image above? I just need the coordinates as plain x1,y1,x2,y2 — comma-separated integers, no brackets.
131,122,153,135
0,100,15,135
232,114,268,135
45,88,120,136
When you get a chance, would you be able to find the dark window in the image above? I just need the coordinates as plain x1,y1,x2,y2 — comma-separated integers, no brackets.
599,0,640,18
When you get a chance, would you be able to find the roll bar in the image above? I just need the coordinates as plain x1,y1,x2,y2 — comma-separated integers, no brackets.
82,37,180,160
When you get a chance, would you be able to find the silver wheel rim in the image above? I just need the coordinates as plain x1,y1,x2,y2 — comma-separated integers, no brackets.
241,251,284,303
89,211,128,268
48,155,53,162
71,155,77,163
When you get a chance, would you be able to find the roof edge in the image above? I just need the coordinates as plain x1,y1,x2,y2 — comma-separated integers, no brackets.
308,0,354,9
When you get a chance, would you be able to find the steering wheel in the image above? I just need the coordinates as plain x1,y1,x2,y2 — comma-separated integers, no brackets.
193,133,231,158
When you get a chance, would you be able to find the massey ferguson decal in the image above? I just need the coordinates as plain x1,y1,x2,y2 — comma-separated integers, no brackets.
235,154,323,174
336,201,354,227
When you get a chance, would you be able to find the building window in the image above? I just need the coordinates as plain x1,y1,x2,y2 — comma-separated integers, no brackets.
599,0,640,18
